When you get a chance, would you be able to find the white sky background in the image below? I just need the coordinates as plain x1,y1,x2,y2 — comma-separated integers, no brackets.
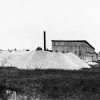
0,0,100,52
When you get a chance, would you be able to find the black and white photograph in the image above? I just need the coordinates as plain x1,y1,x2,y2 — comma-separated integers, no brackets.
0,0,100,100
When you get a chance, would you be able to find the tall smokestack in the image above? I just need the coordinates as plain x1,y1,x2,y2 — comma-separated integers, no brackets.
44,31,46,50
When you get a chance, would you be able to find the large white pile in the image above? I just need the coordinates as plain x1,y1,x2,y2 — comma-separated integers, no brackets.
66,52,91,69
0,50,91,70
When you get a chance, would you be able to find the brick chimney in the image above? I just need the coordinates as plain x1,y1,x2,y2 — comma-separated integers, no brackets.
44,31,46,50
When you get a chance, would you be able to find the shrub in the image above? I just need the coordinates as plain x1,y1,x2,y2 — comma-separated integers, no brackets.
36,47,42,51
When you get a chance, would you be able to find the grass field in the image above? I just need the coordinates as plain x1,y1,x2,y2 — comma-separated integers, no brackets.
0,65,100,99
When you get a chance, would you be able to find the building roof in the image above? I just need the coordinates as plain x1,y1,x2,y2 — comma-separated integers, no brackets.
51,40,95,49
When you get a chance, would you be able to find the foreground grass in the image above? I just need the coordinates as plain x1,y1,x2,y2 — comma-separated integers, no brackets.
0,66,100,99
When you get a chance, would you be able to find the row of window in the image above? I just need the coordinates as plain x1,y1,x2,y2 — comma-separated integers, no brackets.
54,50,82,55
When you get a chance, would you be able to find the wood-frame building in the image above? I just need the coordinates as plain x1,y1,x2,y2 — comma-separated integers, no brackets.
51,40,97,62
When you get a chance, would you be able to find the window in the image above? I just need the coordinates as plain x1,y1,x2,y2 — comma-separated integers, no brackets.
75,51,77,54
62,51,64,53
79,51,82,57
55,50,58,52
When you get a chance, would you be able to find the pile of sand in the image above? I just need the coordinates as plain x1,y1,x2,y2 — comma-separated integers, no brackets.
0,50,91,70
66,52,91,69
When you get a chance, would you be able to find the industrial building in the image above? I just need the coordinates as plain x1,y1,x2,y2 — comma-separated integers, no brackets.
97,52,100,60
51,40,98,62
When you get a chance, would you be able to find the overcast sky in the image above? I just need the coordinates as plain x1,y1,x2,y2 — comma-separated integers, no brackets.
0,0,100,52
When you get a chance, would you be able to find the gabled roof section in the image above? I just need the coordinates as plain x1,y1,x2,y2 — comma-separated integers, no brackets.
51,40,95,49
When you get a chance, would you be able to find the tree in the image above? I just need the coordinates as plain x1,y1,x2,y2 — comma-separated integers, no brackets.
36,47,42,51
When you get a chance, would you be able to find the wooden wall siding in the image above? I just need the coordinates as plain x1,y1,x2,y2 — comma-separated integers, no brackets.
98,52,100,60
52,41,95,53
93,53,98,61
86,57,93,62
52,41,97,62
